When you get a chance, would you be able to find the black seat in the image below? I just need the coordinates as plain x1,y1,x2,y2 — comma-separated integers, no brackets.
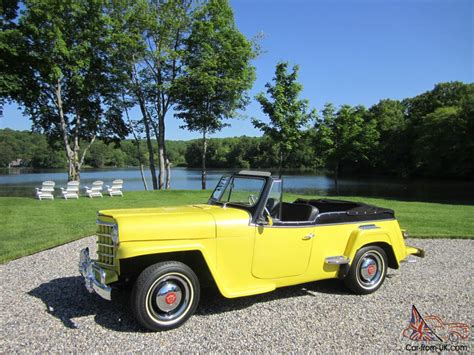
281,202,319,222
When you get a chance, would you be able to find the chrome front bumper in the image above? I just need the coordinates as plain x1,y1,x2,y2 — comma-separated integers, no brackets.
79,248,112,301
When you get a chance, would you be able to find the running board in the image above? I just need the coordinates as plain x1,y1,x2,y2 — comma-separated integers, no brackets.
325,256,350,265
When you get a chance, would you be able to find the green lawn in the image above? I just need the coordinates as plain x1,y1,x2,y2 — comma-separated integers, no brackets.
1,190,473,263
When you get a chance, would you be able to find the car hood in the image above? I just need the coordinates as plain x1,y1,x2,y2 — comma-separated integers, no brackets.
98,204,251,242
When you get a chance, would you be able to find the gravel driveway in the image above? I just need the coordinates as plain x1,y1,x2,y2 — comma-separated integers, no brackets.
1,237,472,352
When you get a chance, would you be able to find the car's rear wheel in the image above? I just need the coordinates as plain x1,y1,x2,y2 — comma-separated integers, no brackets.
131,261,200,331
344,246,387,294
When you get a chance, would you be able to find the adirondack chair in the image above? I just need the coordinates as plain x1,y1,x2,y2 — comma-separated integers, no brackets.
84,180,104,198
35,181,55,200
106,179,123,197
61,181,80,199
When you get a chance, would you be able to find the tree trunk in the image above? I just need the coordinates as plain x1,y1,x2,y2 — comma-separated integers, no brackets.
68,160,79,182
54,79,76,181
201,130,207,190
151,116,167,190
159,114,167,190
132,65,158,190
138,97,158,190
123,94,148,191
143,116,158,190
165,158,171,189
140,164,148,191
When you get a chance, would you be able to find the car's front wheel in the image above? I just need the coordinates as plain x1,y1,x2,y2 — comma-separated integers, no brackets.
344,245,387,294
131,261,200,331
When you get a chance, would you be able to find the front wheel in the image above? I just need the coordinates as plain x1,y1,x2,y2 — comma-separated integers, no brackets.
344,246,387,294
131,261,200,331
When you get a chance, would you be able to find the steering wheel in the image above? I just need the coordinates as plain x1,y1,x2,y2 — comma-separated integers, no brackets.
248,194,257,205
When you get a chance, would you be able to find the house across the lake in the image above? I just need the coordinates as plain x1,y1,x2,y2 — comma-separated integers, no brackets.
8,159,24,168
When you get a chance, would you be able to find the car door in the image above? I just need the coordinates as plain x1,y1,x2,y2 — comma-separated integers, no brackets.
251,224,315,279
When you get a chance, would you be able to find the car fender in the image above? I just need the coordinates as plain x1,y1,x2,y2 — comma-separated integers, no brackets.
116,239,233,297
343,228,402,267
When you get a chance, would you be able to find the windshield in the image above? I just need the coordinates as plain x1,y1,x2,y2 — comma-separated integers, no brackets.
210,176,266,207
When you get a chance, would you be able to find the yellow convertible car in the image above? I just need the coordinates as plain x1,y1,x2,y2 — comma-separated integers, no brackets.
79,170,424,331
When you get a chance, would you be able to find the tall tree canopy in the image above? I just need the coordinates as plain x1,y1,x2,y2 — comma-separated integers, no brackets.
1,0,137,180
130,0,195,190
366,99,409,176
174,0,256,189
315,103,379,189
252,62,316,177
0,0,21,114
403,82,474,179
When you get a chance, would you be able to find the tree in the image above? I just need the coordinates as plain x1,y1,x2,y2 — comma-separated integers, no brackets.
0,0,22,115
366,99,409,176
1,0,135,181
174,0,256,189
104,0,160,189
252,62,316,177
121,0,197,190
315,103,379,190
403,81,474,178
413,102,473,179
140,0,194,190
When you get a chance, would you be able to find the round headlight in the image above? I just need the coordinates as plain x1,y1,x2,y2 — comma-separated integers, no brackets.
111,225,119,244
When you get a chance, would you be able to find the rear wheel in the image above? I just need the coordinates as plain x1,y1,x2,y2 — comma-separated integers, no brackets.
344,246,387,294
131,261,200,331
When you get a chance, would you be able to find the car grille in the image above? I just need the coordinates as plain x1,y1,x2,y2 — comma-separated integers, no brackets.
96,223,115,266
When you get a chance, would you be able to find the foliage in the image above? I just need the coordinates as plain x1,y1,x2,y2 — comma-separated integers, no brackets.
0,0,21,113
314,103,379,186
253,62,316,176
0,129,64,168
127,0,195,190
405,82,474,179
1,0,138,180
364,99,409,175
174,0,256,189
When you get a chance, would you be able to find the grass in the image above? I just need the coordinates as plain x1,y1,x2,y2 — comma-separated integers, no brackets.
1,190,473,263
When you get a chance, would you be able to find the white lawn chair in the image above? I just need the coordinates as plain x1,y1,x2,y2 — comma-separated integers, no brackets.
35,181,55,200
84,180,104,198
61,181,80,199
106,179,123,197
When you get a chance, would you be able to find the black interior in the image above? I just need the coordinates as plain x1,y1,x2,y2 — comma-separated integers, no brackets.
263,197,394,225
294,198,359,213
294,198,395,224
281,202,319,222
265,198,319,223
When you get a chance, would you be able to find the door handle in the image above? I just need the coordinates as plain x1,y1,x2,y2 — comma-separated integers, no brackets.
302,233,314,240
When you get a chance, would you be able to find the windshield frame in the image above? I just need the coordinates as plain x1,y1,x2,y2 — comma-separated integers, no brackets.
208,173,271,215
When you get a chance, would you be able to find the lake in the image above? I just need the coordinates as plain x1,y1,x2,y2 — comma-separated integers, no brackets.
0,167,473,204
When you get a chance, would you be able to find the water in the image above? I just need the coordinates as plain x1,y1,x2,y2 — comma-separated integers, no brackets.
1,167,473,204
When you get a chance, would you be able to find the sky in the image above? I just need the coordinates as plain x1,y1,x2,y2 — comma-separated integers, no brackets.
0,0,472,140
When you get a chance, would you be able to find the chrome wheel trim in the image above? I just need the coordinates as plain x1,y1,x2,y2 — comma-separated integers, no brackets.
145,273,194,325
155,281,183,312
356,250,384,290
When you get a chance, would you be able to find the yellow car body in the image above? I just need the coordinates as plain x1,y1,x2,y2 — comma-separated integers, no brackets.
95,204,419,298
79,170,424,330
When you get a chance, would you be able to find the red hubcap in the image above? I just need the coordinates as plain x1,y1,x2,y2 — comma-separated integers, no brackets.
165,292,177,305
367,264,376,276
